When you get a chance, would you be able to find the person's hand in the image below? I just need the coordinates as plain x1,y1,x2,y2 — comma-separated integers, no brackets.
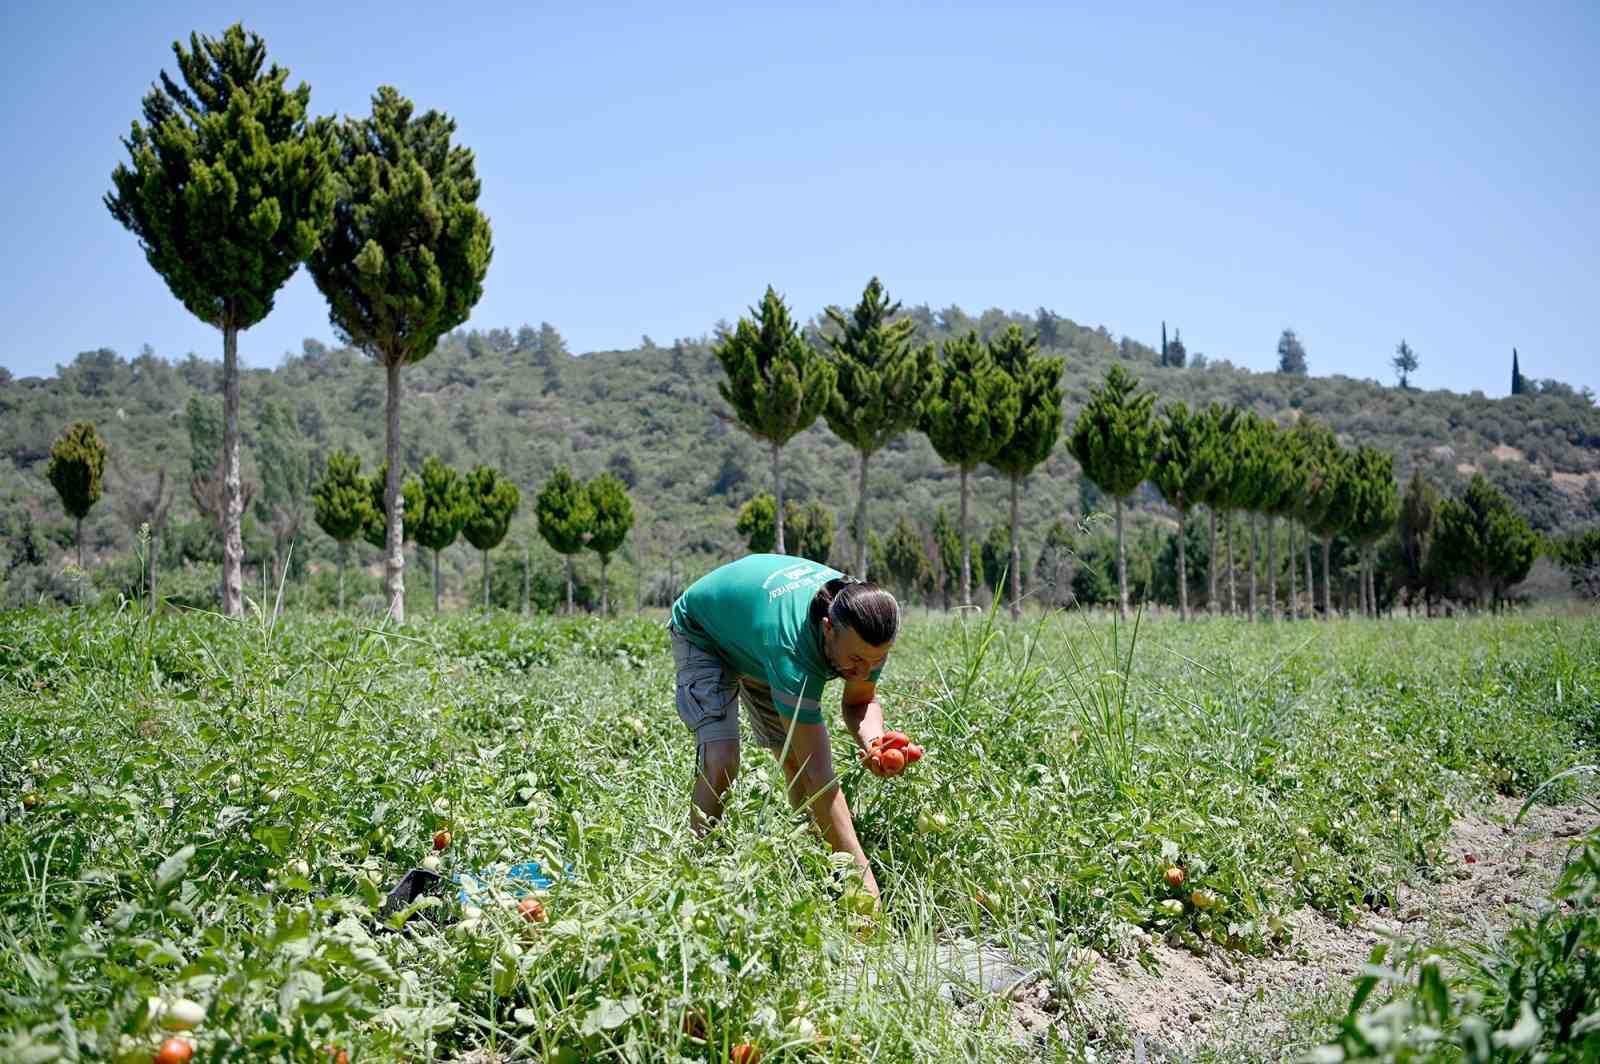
862,730,923,777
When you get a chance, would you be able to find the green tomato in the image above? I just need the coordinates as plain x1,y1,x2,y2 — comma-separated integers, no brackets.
1158,899,1185,918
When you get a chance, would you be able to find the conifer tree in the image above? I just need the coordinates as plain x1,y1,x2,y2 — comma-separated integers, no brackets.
463,465,520,610
921,331,1018,607
1392,339,1419,389
1290,419,1342,618
1396,469,1440,615
882,513,929,602
107,24,334,616
307,86,493,624
822,278,939,578
1150,401,1216,620
47,422,108,569
412,456,470,614
586,472,634,615
362,465,423,554
714,287,835,554
736,494,778,554
312,449,371,610
786,500,835,564
1067,364,1157,619
536,465,593,614
989,325,1065,620
1432,474,1538,611
1194,404,1234,615
1276,328,1308,375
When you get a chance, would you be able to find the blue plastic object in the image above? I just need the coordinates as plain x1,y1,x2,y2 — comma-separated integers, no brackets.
452,860,574,904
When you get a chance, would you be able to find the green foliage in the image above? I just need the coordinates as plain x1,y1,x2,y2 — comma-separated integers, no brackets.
1068,364,1157,501
361,465,423,549
307,86,491,365
1278,328,1308,375
1315,817,1599,1061
585,472,633,564
735,494,777,554
411,456,470,554
1393,339,1419,389
312,449,370,545
1150,400,1216,514
1552,527,1600,599
921,331,1017,473
104,23,334,332
980,523,1027,595
987,324,1064,480
462,465,520,554
1397,469,1442,603
1432,474,1540,606
821,277,938,457
1346,446,1401,549
46,421,107,524
714,286,835,450
535,465,592,557
881,513,929,600
785,499,835,564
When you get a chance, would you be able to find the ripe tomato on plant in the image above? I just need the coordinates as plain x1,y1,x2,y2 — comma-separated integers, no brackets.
154,1037,193,1064
730,1043,762,1064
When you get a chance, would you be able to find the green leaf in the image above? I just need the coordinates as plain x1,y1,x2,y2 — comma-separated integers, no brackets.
1490,1001,1542,1051
154,844,195,895
581,995,642,1036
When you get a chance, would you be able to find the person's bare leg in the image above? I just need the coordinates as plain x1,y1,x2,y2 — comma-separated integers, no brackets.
691,738,740,835
772,724,881,901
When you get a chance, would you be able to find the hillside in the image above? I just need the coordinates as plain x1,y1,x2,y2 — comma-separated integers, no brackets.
3,306,1598,609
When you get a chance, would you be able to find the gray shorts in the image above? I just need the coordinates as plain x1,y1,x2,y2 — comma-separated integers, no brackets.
669,623,797,755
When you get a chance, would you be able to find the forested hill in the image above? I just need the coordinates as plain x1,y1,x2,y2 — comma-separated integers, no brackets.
3,306,1598,607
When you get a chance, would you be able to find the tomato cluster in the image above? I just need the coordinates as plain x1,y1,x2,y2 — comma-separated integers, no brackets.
863,731,923,776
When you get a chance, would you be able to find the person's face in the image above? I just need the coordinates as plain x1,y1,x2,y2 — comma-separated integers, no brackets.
821,617,891,682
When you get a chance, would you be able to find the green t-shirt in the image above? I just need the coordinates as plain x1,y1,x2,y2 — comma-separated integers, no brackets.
670,554,883,724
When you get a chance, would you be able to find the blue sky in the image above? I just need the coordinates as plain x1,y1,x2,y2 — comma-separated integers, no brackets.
2,1,1595,395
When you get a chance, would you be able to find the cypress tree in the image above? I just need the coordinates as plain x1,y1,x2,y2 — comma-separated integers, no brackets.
1346,447,1399,617
735,494,778,553
989,325,1065,621
463,465,520,610
311,449,372,611
1432,474,1538,611
1253,421,1301,623
47,422,109,569
536,465,593,614
1397,469,1441,615
882,514,929,603
586,472,634,615
921,331,1018,608
307,86,493,624
1290,419,1342,618
1150,401,1217,621
713,287,835,554
106,24,334,617
1067,364,1157,619
931,506,960,612
1193,404,1233,615
412,456,471,615
821,278,939,578
786,500,835,564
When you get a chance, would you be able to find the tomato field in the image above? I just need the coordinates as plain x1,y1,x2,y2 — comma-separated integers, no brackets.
2,606,1596,1062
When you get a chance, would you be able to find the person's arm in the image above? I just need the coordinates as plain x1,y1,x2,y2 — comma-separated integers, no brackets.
840,678,884,752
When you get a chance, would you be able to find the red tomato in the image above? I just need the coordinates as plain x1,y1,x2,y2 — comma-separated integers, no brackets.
324,1048,349,1064
1163,866,1186,888
867,752,883,772
879,748,906,774
880,731,911,751
433,830,452,851
517,897,547,924
730,1044,762,1064
154,1038,194,1064
904,744,923,764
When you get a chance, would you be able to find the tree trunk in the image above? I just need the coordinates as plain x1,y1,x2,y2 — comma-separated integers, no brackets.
222,320,244,618
1321,536,1332,619
1208,508,1219,615
1177,507,1189,621
565,554,574,614
959,466,972,608
1115,496,1129,620
1305,534,1316,619
383,358,406,624
482,548,490,610
521,544,530,614
433,547,442,615
1008,474,1022,621
1225,513,1236,616
1287,522,1298,621
1267,515,1278,623
337,540,346,612
601,555,610,615
772,441,786,555
1247,513,1258,622
76,516,83,570
853,450,870,579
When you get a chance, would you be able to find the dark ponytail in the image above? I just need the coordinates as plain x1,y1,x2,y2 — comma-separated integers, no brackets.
809,578,899,647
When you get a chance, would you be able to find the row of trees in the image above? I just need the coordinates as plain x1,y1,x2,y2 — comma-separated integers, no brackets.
107,23,491,622
714,281,1061,620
